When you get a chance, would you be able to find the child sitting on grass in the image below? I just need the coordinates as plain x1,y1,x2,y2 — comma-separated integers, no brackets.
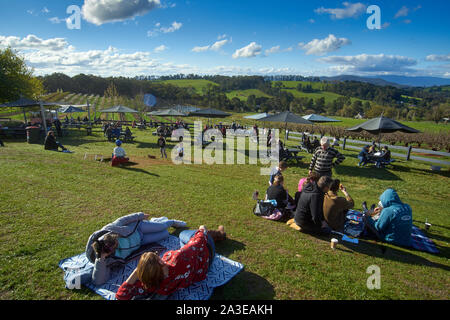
111,140,129,167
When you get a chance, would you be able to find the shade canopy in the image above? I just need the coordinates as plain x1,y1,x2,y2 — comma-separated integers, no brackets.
188,108,231,118
148,109,187,117
302,114,341,123
258,111,313,125
58,105,86,113
0,98,60,108
101,105,139,113
346,116,420,134
244,113,269,120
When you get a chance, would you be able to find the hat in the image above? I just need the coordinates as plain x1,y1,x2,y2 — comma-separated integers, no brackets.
320,137,329,146
115,140,122,146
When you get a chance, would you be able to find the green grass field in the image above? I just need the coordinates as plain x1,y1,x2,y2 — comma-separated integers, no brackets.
0,123,449,300
160,79,219,94
226,89,272,101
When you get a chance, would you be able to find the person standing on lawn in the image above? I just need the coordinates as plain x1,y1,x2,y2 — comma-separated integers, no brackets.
308,137,345,178
158,134,167,159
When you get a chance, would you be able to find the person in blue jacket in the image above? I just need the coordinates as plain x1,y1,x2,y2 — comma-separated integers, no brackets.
357,145,370,166
363,188,412,247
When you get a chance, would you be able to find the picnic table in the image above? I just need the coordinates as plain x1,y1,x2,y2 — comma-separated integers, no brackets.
0,127,27,139
281,148,304,164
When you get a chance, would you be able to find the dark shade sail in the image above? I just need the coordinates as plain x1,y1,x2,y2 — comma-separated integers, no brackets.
303,114,341,123
258,111,313,125
188,108,231,118
101,105,139,113
346,116,420,134
149,109,187,117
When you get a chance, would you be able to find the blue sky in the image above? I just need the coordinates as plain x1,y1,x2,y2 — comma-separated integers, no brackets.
0,0,449,77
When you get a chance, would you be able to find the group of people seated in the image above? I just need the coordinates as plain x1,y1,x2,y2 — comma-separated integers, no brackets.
75,213,226,300
302,134,320,154
358,144,391,167
104,123,133,142
262,157,412,248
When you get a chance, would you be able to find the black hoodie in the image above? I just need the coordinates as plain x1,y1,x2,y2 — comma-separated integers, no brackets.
294,182,325,227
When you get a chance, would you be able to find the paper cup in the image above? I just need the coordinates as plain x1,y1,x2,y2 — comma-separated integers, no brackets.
330,238,338,249
425,223,431,231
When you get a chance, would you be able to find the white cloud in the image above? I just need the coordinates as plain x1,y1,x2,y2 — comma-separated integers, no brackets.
82,0,161,25
264,46,293,56
318,53,417,73
315,2,366,19
210,39,231,51
0,34,68,51
232,42,262,59
148,21,182,37
42,7,50,14
299,34,351,56
160,21,182,33
381,22,391,29
154,45,168,53
394,6,409,18
265,46,281,55
191,38,231,53
191,45,210,53
49,17,66,24
308,19,315,24
426,54,450,62
217,34,227,40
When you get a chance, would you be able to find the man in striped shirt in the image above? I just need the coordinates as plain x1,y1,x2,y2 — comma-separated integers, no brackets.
308,137,345,178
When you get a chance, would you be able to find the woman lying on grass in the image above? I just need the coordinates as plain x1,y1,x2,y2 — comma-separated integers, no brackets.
86,213,187,286
115,225,226,300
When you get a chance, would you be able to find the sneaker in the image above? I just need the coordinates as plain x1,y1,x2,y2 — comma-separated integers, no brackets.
172,220,187,228
362,201,368,212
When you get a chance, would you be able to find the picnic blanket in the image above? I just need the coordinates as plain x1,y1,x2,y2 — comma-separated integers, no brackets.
344,210,439,254
59,235,244,300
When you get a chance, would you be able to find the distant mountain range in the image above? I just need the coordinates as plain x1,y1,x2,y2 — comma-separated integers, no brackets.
320,75,450,88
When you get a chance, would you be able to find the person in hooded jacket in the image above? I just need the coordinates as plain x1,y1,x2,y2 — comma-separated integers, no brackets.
363,188,412,247
287,175,333,233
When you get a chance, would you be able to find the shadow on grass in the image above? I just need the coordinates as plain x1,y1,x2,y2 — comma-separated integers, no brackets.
414,220,450,231
210,270,275,300
341,239,450,271
390,164,450,178
334,164,402,181
114,162,160,177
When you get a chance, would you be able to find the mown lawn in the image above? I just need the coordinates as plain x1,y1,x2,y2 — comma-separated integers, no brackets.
0,126,449,300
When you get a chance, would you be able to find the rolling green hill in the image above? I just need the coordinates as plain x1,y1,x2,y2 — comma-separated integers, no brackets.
160,79,219,94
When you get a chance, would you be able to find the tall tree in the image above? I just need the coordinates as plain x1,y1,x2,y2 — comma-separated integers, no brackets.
0,48,43,103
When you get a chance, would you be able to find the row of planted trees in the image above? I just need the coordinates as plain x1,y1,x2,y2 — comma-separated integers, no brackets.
281,123,450,152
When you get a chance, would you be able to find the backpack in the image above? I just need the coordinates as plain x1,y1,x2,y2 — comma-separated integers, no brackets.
253,200,276,217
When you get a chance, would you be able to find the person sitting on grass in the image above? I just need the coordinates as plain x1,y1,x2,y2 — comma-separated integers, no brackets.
323,179,354,232
374,146,391,167
362,188,412,247
358,145,370,167
44,130,68,152
266,175,290,212
115,225,226,300
269,161,288,186
296,171,320,206
111,140,129,167
86,213,187,286
287,175,333,234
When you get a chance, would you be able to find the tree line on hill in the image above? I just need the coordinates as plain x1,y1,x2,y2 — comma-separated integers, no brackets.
1,46,447,123
38,73,449,122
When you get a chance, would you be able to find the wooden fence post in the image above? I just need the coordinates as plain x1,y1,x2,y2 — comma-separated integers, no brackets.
406,145,412,161
342,137,346,150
